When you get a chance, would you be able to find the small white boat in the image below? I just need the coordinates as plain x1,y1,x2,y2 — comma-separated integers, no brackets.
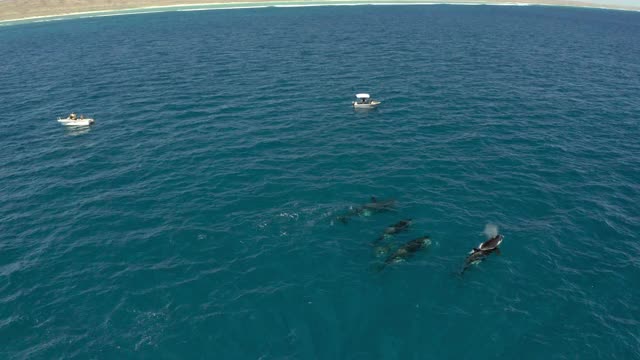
352,93,380,109
57,116,95,126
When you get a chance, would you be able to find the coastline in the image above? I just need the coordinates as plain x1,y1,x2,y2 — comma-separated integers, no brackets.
1,0,639,26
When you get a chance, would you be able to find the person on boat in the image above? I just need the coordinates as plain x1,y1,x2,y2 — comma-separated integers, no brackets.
69,113,77,120
80,114,84,120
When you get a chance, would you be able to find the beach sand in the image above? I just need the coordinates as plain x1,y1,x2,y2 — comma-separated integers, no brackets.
0,0,638,23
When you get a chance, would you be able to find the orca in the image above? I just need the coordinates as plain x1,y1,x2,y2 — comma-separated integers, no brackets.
373,219,412,244
461,234,504,275
336,197,396,224
378,235,431,271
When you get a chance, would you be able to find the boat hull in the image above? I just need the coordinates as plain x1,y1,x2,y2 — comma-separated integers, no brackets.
57,118,95,126
353,101,381,109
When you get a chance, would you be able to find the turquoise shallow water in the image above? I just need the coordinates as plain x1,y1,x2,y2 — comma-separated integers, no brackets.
1,5,640,359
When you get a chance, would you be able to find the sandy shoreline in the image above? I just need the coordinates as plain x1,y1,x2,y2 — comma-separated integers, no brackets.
0,0,638,24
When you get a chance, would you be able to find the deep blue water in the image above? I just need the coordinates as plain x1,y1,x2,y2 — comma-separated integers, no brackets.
1,5,640,359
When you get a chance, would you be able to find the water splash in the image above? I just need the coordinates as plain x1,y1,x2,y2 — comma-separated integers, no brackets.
483,223,499,239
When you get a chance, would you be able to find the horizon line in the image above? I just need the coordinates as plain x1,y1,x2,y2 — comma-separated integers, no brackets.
1,0,639,27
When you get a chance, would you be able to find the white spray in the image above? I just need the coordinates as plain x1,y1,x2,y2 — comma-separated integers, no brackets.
483,223,498,239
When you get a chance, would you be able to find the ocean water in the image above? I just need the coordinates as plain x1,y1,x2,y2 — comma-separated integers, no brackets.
1,5,640,359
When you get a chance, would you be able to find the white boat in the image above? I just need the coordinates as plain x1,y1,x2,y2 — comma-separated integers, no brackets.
57,116,95,126
352,93,380,109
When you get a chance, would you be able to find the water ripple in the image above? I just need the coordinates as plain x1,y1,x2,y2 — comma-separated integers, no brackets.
1,5,640,360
